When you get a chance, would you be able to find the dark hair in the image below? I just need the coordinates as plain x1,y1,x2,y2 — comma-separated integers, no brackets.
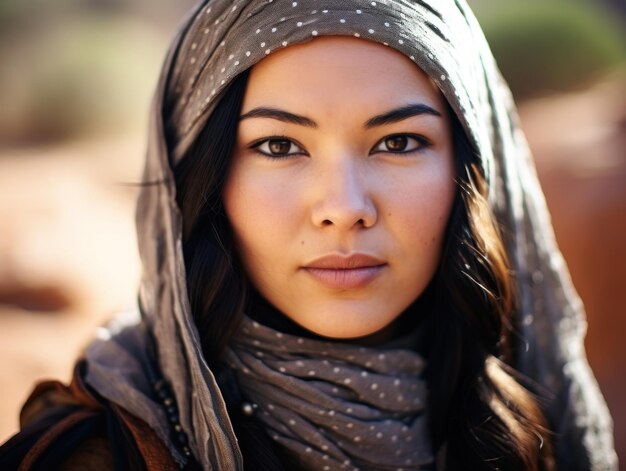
425,115,555,470
174,69,555,470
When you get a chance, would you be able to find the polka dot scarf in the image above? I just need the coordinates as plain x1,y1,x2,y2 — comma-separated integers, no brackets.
164,0,478,171
83,0,617,469
224,317,433,470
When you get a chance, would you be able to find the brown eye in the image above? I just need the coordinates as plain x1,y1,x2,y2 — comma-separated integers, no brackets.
385,136,408,151
372,134,430,154
268,139,292,155
254,138,305,157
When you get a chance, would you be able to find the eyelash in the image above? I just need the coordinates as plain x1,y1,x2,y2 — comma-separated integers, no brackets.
249,134,432,159
371,134,432,155
250,136,307,159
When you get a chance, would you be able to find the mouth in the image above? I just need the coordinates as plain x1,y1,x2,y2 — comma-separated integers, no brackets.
302,253,387,289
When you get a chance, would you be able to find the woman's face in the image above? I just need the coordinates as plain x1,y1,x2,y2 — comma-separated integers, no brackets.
223,37,456,339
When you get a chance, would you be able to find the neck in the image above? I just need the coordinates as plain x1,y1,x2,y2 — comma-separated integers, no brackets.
245,283,434,349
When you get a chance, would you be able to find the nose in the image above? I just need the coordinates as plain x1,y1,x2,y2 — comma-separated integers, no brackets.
310,158,377,230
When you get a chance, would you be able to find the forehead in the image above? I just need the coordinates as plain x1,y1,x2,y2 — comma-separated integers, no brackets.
242,36,447,116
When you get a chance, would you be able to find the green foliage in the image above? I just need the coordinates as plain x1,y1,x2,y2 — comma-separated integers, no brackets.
473,0,625,99
0,14,166,144
1,0,623,144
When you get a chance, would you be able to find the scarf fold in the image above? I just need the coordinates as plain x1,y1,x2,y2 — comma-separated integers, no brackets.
224,317,433,470
80,1,617,469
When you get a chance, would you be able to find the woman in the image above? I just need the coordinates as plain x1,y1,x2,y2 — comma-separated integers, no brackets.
0,0,616,469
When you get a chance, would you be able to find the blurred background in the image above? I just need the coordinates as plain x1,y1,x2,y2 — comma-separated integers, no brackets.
0,0,624,462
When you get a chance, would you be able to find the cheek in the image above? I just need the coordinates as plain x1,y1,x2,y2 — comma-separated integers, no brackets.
388,167,456,252
223,166,301,255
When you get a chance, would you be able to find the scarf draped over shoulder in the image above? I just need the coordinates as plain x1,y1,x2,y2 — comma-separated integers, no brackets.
82,1,617,469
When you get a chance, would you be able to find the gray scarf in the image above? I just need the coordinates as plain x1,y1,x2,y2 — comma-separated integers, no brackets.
82,0,617,469
225,316,432,470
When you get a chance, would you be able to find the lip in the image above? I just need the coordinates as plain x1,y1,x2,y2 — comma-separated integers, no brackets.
302,253,387,289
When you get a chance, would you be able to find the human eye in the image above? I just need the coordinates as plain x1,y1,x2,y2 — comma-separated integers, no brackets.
371,134,431,155
250,136,307,158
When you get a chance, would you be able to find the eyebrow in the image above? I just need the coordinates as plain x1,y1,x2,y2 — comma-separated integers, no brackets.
364,103,442,128
239,103,442,128
239,107,317,127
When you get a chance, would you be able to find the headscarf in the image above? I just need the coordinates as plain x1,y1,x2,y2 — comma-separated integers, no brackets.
82,0,617,469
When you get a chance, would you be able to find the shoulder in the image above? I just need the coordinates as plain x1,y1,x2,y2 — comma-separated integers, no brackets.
0,361,180,471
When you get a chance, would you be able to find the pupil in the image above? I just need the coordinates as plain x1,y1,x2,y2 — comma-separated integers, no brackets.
269,139,291,154
386,136,407,151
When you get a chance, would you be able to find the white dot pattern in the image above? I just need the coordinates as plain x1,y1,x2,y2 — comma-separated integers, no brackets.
225,316,431,469
167,0,456,163
151,1,556,467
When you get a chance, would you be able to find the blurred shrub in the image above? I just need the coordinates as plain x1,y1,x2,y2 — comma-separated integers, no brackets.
1,0,623,144
473,0,625,99
0,14,167,144
0,0,193,146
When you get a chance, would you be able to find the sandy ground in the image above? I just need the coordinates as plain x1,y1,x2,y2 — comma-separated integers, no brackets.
0,77,624,460
0,136,144,438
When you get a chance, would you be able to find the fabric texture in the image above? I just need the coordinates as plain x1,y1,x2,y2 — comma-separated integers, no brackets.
225,316,432,470
0,362,183,471
73,0,618,470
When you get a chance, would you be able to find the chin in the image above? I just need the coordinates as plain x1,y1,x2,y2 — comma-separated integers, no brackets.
292,308,401,341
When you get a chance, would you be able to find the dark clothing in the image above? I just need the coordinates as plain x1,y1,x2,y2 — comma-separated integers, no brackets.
0,362,186,471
